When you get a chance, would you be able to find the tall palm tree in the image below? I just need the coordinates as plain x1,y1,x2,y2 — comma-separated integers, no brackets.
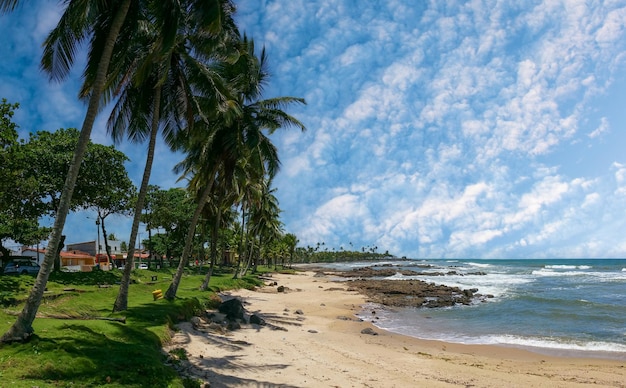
0,0,18,13
246,177,282,274
164,36,306,299
106,0,238,312
1,0,134,343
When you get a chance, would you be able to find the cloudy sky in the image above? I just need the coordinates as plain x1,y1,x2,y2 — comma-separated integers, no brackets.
3,0,626,259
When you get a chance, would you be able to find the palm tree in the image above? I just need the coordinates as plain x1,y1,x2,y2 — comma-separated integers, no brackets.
197,173,239,290
164,35,306,299
107,0,238,312
1,0,134,343
243,177,282,275
0,0,18,13
283,233,298,268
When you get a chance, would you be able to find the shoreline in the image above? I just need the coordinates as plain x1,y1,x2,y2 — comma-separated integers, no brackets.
164,271,626,387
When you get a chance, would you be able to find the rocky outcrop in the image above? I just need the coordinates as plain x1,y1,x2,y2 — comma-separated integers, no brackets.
347,279,492,308
324,265,488,278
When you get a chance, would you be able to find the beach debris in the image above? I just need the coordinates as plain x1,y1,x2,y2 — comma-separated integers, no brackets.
308,329,319,333
294,309,304,315
249,314,266,326
190,316,202,329
361,328,378,336
277,285,286,292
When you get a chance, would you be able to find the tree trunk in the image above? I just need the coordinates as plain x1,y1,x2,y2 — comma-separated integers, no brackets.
113,85,161,313
165,178,214,299
252,235,262,273
1,0,131,343
55,235,65,271
0,242,11,264
200,208,220,291
232,205,246,279
101,216,113,268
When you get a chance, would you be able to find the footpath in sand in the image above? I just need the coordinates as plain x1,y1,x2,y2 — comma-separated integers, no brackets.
163,271,626,388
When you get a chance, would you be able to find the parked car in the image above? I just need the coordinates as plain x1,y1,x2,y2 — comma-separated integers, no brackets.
138,263,148,270
3,261,41,275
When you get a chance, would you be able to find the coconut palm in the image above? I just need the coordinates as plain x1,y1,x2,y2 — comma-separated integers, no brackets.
0,0,19,13
1,0,134,343
105,0,238,312
195,170,239,290
164,36,306,299
243,176,283,275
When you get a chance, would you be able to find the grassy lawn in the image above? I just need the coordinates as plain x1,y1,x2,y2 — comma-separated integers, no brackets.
0,266,266,387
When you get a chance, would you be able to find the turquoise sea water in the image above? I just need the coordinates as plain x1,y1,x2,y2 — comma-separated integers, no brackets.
317,258,626,359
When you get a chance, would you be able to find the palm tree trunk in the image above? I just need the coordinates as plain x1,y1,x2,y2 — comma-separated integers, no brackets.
113,85,161,312
239,238,255,277
200,207,220,291
165,178,214,299
1,0,131,343
253,234,262,273
232,204,247,279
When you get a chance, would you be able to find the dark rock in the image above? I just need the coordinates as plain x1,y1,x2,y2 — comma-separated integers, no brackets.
277,285,285,292
308,329,318,333
361,328,378,335
218,298,245,320
249,314,266,325
294,309,304,315
347,279,484,309
227,320,241,331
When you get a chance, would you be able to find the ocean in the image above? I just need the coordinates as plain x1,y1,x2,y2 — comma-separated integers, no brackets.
315,258,626,360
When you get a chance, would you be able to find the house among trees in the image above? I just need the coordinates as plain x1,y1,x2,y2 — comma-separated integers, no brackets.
21,247,96,272
67,240,123,270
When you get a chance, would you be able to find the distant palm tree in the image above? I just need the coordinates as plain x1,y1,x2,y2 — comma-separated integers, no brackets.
245,177,282,275
165,35,306,299
1,0,133,343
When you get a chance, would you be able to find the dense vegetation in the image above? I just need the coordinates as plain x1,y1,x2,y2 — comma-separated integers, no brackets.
0,0,307,342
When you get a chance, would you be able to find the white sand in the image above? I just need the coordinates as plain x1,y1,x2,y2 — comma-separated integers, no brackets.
163,271,626,387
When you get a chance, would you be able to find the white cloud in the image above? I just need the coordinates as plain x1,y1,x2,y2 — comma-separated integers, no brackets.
588,117,610,139
6,0,626,258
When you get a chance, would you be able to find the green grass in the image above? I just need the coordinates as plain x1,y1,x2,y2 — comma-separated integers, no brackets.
0,266,265,387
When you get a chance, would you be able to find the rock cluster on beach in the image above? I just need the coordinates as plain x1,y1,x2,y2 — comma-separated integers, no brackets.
346,279,489,308
323,266,493,308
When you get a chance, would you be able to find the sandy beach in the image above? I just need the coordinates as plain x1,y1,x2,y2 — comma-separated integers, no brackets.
163,271,626,387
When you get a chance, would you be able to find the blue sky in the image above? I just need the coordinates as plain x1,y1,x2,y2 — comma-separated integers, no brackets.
3,1,626,259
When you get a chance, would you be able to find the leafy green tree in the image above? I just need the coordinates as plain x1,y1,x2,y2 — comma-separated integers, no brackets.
13,128,135,269
1,0,134,343
142,187,194,264
84,145,136,264
0,99,48,260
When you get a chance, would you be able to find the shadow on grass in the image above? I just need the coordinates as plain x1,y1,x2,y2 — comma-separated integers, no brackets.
12,322,179,387
0,268,266,387
2,296,206,387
